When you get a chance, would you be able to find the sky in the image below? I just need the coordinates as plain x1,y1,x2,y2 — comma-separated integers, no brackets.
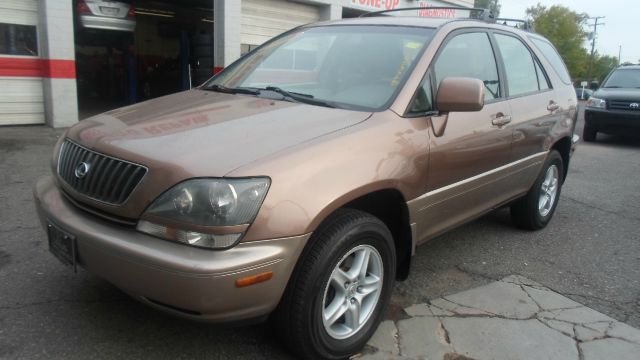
499,0,638,63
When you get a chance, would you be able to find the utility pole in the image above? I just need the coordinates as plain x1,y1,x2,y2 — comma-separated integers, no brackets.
587,16,605,82
618,45,622,65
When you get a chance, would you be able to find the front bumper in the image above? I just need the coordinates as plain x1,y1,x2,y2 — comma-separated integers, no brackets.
34,176,309,323
585,108,640,133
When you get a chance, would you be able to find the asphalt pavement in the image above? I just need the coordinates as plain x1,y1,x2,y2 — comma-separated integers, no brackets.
0,105,639,359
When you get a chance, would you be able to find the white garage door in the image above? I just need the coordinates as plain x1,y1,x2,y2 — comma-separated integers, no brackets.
0,0,44,125
0,0,38,25
241,0,321,46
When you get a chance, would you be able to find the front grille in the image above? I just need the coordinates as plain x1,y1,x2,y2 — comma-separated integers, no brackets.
609,100,640,111
57,140,147,205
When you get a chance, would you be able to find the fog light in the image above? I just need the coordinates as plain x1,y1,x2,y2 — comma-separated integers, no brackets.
137,220,242,249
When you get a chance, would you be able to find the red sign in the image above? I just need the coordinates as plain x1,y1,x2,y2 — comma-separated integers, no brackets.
351,0,401,10
417,3,458,18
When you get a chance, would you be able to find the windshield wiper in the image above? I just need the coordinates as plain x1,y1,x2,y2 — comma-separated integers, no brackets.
204,84,260,95
603,86,621,88
261,86,336,108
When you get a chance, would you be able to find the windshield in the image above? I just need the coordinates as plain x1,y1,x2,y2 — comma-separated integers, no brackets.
602,69,640,88
205,25,435,111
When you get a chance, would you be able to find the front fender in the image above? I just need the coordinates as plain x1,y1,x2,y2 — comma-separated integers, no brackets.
227,112,431,242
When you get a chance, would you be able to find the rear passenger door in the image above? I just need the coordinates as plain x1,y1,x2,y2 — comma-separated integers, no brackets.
407,30,514,243
491,31,560,194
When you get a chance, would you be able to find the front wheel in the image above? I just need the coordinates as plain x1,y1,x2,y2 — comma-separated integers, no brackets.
583,123,597,142
272,209,396,360
511,150,564,230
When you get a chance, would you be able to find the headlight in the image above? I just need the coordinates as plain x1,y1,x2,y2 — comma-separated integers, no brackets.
586,97,606,109
137,178,270,249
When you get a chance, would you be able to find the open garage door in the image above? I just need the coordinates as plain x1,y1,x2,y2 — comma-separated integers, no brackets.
75,0,214,118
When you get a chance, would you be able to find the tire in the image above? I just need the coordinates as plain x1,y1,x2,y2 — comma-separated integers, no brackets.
511,150,564,230
272,209,396,360
583,124,597,142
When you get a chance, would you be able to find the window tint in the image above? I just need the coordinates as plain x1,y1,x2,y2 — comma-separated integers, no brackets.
534,60,550,90
495,34,538,96
434,32,500,101
0,23,38,56
530,37,571,84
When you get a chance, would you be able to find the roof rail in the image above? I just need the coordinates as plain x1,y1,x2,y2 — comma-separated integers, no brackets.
359,6,495,22
495,18,535,32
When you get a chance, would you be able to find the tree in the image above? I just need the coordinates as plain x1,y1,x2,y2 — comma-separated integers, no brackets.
474,0,500,17
526,4,589,79
591,54,619,82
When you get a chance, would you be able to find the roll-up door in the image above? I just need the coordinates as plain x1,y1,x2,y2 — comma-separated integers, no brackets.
0,0,44,125
241,0,320,47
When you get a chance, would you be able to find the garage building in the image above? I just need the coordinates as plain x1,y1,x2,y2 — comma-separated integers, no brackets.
0,0,473,127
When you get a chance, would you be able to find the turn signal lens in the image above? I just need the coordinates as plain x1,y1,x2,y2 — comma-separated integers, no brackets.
137,220,242,249
235,272,274,288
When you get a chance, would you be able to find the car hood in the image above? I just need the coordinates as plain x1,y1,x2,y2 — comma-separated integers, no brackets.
594,88,640,101
66,89,372,177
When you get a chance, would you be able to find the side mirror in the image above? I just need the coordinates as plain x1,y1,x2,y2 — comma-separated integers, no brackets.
436,77,485,113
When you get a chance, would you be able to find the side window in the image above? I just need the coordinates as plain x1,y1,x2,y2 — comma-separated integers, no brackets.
534,60,550,90
409,73,433,113
434,32,500,101
495,34,539,96
530,37,572,84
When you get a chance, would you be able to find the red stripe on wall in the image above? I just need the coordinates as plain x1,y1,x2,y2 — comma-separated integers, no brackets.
0,57,76,79
213,66,224,75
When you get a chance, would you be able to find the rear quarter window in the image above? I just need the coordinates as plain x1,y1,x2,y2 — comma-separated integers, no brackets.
529,37,571,84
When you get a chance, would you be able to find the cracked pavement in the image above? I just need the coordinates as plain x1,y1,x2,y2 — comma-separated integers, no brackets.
361,275,640,360
1,106,639,359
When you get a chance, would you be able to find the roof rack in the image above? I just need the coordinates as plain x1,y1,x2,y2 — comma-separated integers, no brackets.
359,6,495,22
495,18,535,32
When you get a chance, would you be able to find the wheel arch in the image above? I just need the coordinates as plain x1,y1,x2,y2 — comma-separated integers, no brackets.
550,136,572,182
342,189,412,280
306,187,413,281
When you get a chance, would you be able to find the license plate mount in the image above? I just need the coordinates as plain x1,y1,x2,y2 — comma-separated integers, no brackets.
47,222,77,273
99,6,119,17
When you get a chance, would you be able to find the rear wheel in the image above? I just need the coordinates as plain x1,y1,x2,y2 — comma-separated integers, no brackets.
511,150,564,230
272,209,396,360
583,123,597,142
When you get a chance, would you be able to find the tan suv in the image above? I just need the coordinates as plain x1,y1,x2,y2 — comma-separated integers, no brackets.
34,9,578,360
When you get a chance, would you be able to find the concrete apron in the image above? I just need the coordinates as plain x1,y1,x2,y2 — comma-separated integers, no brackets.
358,275,640,360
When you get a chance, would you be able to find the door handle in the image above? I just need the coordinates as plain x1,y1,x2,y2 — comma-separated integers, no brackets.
492,114,512,127
547,101,560,112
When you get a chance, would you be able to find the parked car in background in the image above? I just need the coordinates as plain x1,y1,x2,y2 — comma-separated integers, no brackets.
76,0,136,32
575,87,593,100
34,8,578,360
584,65,640,141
